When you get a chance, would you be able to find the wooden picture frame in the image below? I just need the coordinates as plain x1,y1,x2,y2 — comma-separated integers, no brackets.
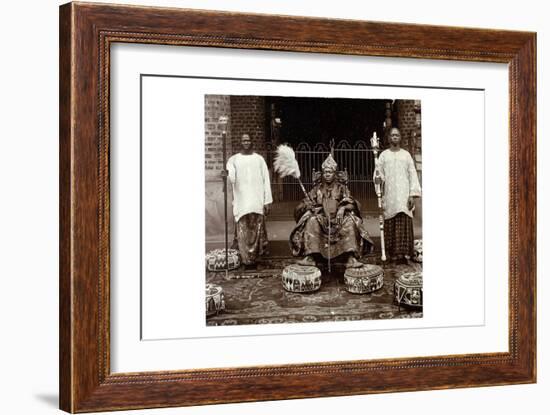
59,2,536,412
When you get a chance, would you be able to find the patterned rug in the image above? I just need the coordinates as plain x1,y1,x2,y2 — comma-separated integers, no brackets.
206,258,422,326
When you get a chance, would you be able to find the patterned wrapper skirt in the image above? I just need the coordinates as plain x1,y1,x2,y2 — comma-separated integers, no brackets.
384,212,414,258
234,213,268,265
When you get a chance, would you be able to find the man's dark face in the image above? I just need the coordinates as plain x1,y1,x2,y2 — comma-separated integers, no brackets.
322,169,336,183
389,128,402,146
241,134,252,151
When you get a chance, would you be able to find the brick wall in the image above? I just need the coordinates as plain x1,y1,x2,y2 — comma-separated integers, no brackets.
204,95,231,180
396,99,415,149
229,96,267,158
204,95,232,239
396,99,422,173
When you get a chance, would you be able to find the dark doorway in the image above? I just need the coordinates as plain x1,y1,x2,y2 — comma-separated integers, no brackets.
268,96,387,148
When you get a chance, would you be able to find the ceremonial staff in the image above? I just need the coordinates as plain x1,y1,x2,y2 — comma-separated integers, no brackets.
273,144,312,203
327,201,332,273
326,144,335,273
370,132,387,262
219,116,229,277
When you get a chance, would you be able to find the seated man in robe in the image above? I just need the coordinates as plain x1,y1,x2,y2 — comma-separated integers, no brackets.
290,153,373,268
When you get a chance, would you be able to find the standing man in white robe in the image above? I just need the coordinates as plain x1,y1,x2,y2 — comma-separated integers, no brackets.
225,133,273,267
377,127,421,263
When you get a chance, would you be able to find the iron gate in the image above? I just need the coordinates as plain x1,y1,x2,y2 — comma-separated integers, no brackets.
270,140,378,217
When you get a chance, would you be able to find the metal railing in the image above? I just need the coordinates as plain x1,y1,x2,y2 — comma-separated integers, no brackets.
270,140,378,215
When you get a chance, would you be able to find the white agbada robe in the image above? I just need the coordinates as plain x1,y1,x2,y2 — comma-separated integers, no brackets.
227,153,273,222
376,148,421,220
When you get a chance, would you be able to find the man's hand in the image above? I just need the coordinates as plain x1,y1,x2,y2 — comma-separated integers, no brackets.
336,207,346,225
264,203,272,216
407,196,415,211
305,200,316,212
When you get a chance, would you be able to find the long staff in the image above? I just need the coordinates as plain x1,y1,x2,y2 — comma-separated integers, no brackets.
273,144,312,203
327,204,332,273
370,132,387,262
219,116,229,277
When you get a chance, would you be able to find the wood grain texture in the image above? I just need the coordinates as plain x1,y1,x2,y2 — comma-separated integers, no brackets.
59,2,537,412
59,3,73,411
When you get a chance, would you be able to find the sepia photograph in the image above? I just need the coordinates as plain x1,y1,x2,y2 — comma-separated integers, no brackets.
205,95,423,326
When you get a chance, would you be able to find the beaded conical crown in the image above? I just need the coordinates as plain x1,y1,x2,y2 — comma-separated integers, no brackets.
321,153,337,171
